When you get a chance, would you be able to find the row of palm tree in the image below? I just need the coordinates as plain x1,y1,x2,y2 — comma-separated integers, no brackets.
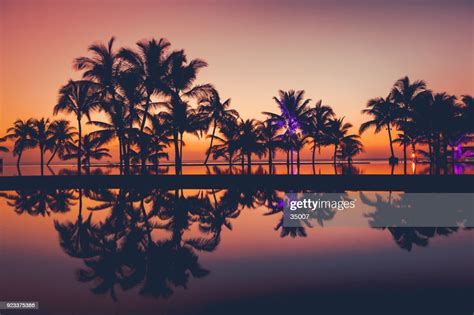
360,76,473,173
1,37,364,176
1,118,109,175
1,36,471,175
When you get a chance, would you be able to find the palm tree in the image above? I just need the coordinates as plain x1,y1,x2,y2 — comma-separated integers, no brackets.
3,119,35,174
263,90,312,167
29,118,53,176
198,90,238,165
337,137,364,165
359,95,398,164
208,118,240,170
237,119,264,172
158,100,204,174
47,120,77,165
144,115,172,170
64,133,111,174
74,37,128,171
74,37,121,101
161,49,212,174
259,120,281,173
327,117,357,165
118,38,171,132
431,92,459,167
54,80,100,175
302,100,334,166
390,76,428,170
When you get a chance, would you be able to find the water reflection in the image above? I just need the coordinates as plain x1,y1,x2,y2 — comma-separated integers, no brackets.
0,188,472,303
2,161,474,176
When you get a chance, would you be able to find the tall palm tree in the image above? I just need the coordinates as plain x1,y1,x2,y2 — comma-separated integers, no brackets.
47,120,77,165
29,118,53,176
74,37,126,171
3,119,35,174
263,90,312,167
390,76,428,170
118,38,171,132
198,90,238,165
302,100,334,166
54,80,100,175
359,95,398,164
160,49,212,174
327,117,357,165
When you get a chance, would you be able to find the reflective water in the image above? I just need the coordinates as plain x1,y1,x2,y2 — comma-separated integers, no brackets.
1,161,474,176
0,188,472,315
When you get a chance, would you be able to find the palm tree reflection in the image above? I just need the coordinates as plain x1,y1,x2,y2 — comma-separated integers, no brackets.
360,192,470,251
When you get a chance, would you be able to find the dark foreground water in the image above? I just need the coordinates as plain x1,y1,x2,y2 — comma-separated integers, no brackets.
0,188,472,315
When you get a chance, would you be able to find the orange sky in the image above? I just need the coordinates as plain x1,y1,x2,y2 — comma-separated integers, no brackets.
0,0,473,163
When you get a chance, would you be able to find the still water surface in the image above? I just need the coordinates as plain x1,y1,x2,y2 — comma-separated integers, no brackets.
0,188,472,314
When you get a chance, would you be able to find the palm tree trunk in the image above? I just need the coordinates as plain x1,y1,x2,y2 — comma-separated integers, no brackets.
179,132,184,175
241,152,245,172
77,117,82,176
118,137,123,175
247,152,251,174
16,151,22,176
140,94,151,132
403,141,407,174
387,123,395,159
333,145,337,165
47,145,58,166
173,131,180,175
40,145,44,176
204,121,217,165
268,147,273,174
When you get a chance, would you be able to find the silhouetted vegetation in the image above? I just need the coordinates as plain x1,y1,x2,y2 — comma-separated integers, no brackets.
0,38,472,176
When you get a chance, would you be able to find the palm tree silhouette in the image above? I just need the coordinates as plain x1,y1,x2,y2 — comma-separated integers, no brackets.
327,117,357,166
237,119,264,173
46,119,77,166
118,38,171,132
360,95,398,164
29,118,53,176
302,100,334,168
74,37,129,171
0,189,75,216
3,119,35,174
391,76,428,172
337,136,364,165
207,118,241,170
54,80,100,175
260,120,281,173
160,49,212,174
158,100,204,174
197,89,239,165
263,90,312,168
64,133,111,174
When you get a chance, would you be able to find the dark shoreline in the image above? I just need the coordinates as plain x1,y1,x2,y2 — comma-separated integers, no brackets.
0,175,473,192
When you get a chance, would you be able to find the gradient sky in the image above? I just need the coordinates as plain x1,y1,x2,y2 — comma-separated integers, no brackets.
1,0,473,163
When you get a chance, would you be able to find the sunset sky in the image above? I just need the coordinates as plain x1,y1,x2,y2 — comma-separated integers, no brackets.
0,0,472,163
